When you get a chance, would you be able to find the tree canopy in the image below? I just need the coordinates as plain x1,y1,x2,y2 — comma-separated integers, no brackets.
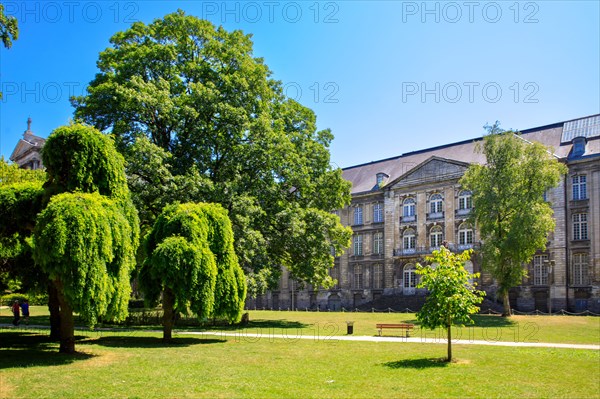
460,123,567,316
72,11,352,291
416,248,484,362
32,123,139,353
33,192,137,326
0,4,18,49
0,159,47,298
141,202,246,339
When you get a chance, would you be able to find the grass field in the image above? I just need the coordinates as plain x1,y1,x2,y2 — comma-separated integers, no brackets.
3,307,599,344
1,309,599,398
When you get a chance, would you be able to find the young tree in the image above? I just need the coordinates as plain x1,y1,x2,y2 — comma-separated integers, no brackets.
140,203,246,340
460,123,567,316
72,11,352,292
416,248,485,362
32,123,139,353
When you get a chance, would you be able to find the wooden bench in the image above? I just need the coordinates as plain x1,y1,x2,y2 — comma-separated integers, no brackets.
376,323,415,337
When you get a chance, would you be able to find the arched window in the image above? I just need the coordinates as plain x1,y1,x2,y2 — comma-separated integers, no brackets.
376,173,389,186
430,225,444,249
403,197,416,220
458,223,474,247
430,193,443,214
458,190,472,211
403,228,416,253
403,264,417,294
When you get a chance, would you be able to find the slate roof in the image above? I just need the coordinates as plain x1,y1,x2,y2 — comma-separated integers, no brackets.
342,114,600,195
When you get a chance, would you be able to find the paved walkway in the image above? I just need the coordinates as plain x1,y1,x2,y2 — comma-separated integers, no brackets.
181,331,600,350
3,324,598,350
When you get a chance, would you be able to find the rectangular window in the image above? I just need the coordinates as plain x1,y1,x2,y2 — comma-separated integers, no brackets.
353,234,363,256
403,204,415,217
373,264,383,289
330,266,339,289
373,232,383,255
354,265,363,289
533,255,549,285
572,253,589,286
403,234,416,250
430,232,443,248
573,213,588,240
459,230,473,245
354,205,363,225
373,202,384,223
572,175,587,200
459,193,472,210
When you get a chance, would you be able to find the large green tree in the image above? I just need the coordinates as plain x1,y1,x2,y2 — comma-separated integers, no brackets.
140,202,246,340
416,248,484,362
460,123,567,316
32,123,139,353
72,11,352,291
0,160,52,334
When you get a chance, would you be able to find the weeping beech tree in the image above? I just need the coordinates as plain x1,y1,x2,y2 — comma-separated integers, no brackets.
34,193,137,352
32,123,139,353
140,202,246,340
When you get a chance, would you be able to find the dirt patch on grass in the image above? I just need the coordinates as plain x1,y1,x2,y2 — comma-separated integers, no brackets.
0,377,16,399
79,350,131,368
451,358,472,365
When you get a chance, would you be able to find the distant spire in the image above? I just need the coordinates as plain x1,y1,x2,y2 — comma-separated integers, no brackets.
24,117,33,138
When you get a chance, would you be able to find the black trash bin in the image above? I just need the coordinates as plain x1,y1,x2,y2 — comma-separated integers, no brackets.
346,321,354,335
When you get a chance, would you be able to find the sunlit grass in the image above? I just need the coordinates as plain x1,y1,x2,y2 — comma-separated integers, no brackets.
1,328,598,399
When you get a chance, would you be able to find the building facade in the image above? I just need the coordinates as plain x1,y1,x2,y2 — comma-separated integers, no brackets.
249,114,600,313
9,118,45,170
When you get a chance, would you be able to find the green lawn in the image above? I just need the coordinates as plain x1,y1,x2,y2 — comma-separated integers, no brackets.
2,307,600,344
1,309,599,398
1,329,598,398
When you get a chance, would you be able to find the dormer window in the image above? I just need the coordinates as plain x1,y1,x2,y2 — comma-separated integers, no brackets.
572,136,587,157
376,172,389,186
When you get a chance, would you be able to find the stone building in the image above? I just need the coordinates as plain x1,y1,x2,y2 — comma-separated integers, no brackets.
249,114,600,313
9,118,45,170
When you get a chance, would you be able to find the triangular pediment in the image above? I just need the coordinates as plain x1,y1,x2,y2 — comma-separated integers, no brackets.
9,138,44,163
388,156,470,188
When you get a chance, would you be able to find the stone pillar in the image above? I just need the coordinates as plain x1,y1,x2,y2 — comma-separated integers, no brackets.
417,191,427,247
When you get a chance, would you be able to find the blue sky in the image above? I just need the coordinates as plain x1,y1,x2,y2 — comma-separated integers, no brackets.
1,1,598,168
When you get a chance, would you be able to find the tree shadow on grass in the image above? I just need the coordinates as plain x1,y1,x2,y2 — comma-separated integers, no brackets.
471,315,516,327
383,358,450,369
0,331,95,369
81,335,226,348
209,319,308,331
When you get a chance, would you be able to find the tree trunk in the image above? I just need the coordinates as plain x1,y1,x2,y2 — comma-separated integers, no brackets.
446,324,452,362
55,283,75,354
502,290,512,317
162,288,175,342
48,283,61,341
